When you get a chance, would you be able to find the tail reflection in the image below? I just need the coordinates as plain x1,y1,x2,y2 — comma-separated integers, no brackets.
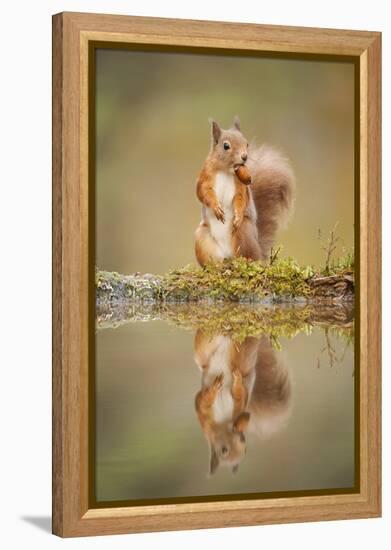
194,331,292,475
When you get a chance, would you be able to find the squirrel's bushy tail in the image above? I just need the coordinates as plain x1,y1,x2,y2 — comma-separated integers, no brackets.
248,337,292,438
248,145,295,260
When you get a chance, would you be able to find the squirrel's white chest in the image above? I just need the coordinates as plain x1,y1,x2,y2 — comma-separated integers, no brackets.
205,171,236,258
214,172,236,210
203,336,234,423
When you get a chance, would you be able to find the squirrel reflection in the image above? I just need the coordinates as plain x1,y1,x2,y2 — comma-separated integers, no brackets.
194,331,292,475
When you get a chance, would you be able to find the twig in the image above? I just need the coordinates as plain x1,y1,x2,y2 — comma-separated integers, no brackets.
318,222,341,274
269,245,282,265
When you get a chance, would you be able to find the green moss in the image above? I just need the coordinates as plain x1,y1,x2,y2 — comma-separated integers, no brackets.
96,269,122,287
96,302,354,348
162,257,315,302
160,302,315,343
96,253,354,306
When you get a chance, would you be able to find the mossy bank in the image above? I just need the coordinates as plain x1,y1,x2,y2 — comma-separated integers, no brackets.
96,256,354,307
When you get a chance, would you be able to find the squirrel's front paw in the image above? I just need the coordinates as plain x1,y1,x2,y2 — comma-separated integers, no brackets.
232,368,243,388
213,373,224,390
214,205,225,223
232,368,243,384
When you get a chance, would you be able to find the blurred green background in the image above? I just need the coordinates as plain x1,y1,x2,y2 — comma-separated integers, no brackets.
95,48,355,274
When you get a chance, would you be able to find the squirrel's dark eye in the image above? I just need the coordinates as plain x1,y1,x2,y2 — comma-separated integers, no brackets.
223,142,230,151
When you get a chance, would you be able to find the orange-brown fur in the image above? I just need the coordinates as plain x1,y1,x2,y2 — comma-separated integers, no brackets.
195,118,295,265
248,144,295,259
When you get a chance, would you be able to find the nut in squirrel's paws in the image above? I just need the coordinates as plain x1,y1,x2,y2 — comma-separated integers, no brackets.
234,164,252,185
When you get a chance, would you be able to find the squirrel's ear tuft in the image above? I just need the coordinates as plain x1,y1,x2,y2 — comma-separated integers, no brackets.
233,116,241,131
209,119,221,145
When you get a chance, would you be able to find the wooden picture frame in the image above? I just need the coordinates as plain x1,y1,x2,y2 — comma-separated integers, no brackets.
52,11,381,537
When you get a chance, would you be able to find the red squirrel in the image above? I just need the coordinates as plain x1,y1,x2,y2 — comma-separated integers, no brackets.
195,117,295,266
194,331,292,474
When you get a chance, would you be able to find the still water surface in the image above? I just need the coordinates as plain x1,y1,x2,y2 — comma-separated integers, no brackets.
95,308,355,504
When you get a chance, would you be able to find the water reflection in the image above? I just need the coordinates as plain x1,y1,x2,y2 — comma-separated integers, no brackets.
194,331,292,475
95,303,355,503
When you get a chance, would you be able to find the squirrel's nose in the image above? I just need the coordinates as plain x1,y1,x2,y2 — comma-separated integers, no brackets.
241,153,248,162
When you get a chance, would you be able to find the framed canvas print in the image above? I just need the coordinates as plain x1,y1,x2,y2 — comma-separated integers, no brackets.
52,12,381,537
